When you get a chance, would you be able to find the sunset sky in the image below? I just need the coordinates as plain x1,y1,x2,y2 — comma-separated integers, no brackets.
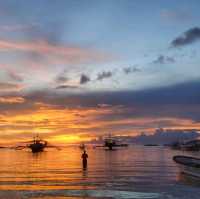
0,0,200,144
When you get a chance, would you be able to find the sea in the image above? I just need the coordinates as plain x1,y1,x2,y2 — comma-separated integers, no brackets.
0,145,200,199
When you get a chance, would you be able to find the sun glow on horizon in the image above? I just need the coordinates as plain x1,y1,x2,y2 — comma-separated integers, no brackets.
0,101,200,145
49,134,92,144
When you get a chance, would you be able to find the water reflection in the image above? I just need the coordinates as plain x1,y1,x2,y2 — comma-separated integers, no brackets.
0,146,200,198
178,172,200,187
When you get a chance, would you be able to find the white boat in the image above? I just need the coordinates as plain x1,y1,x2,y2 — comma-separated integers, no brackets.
173,155,200,178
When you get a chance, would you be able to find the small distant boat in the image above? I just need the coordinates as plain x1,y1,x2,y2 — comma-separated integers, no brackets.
173,155,200,178
79,143,86,150
95,134,128,150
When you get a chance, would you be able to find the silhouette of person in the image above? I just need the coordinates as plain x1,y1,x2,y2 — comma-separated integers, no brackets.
82,150,88,169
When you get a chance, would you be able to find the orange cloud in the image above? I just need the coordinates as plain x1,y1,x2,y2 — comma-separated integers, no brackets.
0,97,25,104
0,101,200,145
0,82,23,92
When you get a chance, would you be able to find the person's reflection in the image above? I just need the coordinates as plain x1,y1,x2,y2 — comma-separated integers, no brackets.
82,167,88,178
81,150,89,199
82,150,88,170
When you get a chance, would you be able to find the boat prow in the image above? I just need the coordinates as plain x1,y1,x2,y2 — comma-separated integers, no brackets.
173,155,200,178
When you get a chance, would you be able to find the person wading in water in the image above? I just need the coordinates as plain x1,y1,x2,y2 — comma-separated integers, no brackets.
82,150,88,169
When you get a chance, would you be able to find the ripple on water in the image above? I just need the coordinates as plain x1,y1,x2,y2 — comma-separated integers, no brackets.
0,190,161,199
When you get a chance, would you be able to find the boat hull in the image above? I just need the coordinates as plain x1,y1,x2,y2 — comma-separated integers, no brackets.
173,155,200,178
29,143,45,153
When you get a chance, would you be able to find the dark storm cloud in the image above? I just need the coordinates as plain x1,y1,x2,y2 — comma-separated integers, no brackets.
101,80,200,107
25,79,200,108
153,55,175,64
80,74,90,84
1,80,200,124
28,80,200,122
97,71,112,81
171,27,200,47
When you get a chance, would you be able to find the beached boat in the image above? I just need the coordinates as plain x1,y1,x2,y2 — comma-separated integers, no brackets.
173,155,200,178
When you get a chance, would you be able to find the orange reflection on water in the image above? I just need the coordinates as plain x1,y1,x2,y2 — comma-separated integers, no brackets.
0,185,95,191
0,147,93,191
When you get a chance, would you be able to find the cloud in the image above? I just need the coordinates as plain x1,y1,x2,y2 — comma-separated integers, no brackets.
0,39,110,65
97,71,112,81
0,23,39,32
6,70,23,82
171,27,200,47
153,55,175,64
98,103,112,108
55,76,68,84
123,66,141,74
0,82,23,91
56,85,79,89
25,22,63,45
0,97,25,104
24,79,200,113
0,80,199,143
80,74,90,84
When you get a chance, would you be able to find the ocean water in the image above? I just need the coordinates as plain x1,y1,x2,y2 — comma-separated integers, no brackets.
0,145,200,199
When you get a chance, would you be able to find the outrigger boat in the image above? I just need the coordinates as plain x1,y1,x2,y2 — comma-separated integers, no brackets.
28,136,47,153
15,135,60,153
173,155,200,178
95,134,128,150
